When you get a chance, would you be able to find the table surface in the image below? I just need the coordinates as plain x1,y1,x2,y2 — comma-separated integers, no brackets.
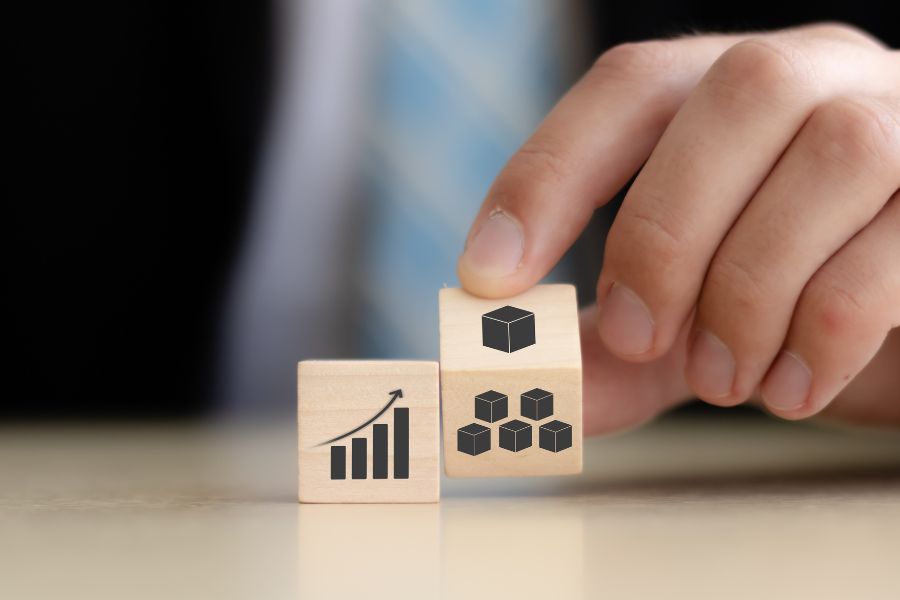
2,415,899,600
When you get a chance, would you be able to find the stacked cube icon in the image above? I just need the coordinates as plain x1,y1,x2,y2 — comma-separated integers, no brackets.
520,388,553,421
475,390,508,423
458,423,491,456
457,385,572,455
539,420,572,452
482,305,535,353
499,419,532,452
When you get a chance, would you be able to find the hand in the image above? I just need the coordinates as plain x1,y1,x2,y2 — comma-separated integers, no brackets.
456,24,900,433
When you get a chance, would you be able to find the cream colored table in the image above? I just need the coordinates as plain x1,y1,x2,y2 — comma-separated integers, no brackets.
2,416,899,599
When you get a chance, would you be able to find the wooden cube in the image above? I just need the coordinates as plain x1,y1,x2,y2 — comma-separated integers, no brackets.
439,284,582,477
298,360,440,502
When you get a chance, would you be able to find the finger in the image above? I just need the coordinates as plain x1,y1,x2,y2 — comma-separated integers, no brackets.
458,35,740,298
760,190,900,418
597,28,900,361
581,305,693,435
687,96,900,404
821,328,900,426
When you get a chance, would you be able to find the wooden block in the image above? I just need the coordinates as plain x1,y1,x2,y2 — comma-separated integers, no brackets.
439,284,582,477
298,360,440,503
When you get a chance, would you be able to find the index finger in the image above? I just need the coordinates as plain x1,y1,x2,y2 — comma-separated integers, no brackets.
457,34,741,298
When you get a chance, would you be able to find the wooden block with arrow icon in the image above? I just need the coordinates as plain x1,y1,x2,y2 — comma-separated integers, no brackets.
298,360,441,503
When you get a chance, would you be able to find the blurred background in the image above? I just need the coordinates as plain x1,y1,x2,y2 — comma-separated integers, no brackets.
5,0,897,420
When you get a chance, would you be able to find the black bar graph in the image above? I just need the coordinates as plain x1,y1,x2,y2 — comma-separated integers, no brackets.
352,438,367,479
373,424,388,479
394,407,409,479
324,389,410,481
330,446,346,480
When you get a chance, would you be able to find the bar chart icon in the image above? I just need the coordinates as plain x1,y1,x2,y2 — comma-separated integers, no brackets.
320,390,410,481
298,360,439,503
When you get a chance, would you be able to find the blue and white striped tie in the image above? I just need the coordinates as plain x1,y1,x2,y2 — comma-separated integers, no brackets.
356,0,575,359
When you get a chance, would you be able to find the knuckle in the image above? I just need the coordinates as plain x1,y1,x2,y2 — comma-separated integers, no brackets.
807,98,900,173
704,39,818,108
801,267,872,338
493,136,571,198
704,253,776,313
592,41,680,81
607,193,689,272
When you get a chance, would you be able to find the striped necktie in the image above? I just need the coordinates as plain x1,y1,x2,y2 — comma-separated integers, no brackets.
356,0,576,359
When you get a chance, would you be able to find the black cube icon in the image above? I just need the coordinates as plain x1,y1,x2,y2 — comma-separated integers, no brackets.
475,390,508,423
458,423,491,456
539,420,572,452
520,388,553,421
482,305,535,353
498,419,532,452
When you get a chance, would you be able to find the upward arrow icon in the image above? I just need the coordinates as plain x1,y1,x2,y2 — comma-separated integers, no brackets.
317,389,404,446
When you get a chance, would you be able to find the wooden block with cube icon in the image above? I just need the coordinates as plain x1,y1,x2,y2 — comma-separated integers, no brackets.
439,284,583,477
